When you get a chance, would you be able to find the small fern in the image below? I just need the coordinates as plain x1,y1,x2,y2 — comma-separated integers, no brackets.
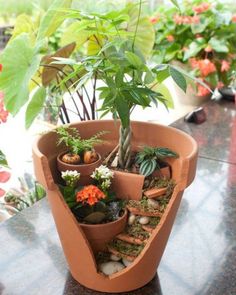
135,146,178,177
56,126,107,155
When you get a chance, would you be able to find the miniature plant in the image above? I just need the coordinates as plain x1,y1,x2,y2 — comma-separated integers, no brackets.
56,126,106,164
91,165,114,194
60,166,124,224
135,146,178,177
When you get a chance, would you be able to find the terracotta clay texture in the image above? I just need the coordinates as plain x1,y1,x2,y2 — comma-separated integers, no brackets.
57,152,102,185
80,210,128,253
32,120,198,293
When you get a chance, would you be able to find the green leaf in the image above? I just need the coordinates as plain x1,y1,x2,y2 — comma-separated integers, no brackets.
170,0,180,9
36,0,72,42
25,87,46,129
183,38,206,61
125,51,143,68
127,7,155,58
191,18,210,34
10,14,36,43
169,66,187,93
0,33,41,115
115,95,130,128
155,147,178,158
151,83,174,108
0,150,8,168
139,159,157,177
208,37,229,53
164,44,181,62
60,21,91,49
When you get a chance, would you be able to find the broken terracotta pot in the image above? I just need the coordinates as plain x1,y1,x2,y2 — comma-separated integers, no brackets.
32,120,198,293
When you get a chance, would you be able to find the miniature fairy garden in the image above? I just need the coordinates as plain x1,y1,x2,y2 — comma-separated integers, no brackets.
56,125,177,276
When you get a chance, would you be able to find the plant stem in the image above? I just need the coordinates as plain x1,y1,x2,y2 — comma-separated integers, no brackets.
132,0,142,52
118,124,132,169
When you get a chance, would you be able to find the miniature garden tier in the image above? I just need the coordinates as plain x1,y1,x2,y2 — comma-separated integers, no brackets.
32,120,198,293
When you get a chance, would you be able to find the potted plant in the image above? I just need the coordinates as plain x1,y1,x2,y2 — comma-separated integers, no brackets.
1,0,198,292
151,0,236,103
55,125,107,184
59,166,127,253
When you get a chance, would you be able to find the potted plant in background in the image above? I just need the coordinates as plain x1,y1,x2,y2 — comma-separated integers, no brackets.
151,0,236,104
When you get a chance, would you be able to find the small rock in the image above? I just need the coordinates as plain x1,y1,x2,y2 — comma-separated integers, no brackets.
122,258,132,267
128,214,136,225
139,216,150,225
147,199,159,209
99,261,125,275
110,254,121,261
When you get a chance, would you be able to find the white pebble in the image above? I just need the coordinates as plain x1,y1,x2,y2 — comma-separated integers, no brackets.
139,216,150,225
122,258,132,267
110,254,121,261
99,261,125,275
128,214,136,225
147,199,159,209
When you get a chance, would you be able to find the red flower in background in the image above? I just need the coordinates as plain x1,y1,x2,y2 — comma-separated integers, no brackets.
0,92,8,124
149,15,160,24
193,3,211,14
197,84,211,97
0,170,11,198
190,58,216,77
0,64,2,72
166,35,174,42
221,60,230,72
232,15,236,23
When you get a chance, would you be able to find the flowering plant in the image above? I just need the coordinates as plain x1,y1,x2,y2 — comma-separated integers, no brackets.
151,0,236,96
60,166,124,224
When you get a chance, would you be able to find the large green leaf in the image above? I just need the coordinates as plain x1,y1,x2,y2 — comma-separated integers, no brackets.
127,7,155,58
151,83,174,108
36,0,72,42
169,66,187,93
209,37,229,53
25,87,46,129
0,33,41,115
60,22,90,49
10,14,36,43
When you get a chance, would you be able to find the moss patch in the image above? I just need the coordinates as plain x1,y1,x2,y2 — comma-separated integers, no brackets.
108,239,144,257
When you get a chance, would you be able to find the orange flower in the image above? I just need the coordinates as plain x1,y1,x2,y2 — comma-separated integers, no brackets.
166,35,174,42
197,84,211,97
76,185,106,206
232,14,236,23
149,15,160,24
193,3,211,14
221,60,230,72
0,64,2,72
196,59,216,77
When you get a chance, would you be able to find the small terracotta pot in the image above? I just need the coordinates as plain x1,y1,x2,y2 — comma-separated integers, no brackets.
80,209,128,253
57,151,102,185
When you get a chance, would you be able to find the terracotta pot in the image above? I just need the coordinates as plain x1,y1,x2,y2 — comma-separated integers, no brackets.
57,151,102,185
80,209,128,253
32,120,198,293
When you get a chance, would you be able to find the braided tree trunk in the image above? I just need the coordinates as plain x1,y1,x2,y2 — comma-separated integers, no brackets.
118,124,132,169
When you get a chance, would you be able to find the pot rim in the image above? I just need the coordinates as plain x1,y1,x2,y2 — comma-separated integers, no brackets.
79,208,128,228
57,151,102,168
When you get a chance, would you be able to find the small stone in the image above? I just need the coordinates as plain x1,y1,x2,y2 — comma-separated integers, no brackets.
122,258,132,267
110,254,121,261
99,261,125,275
128,214,136,225
147,199,159,209
139,216,150,225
